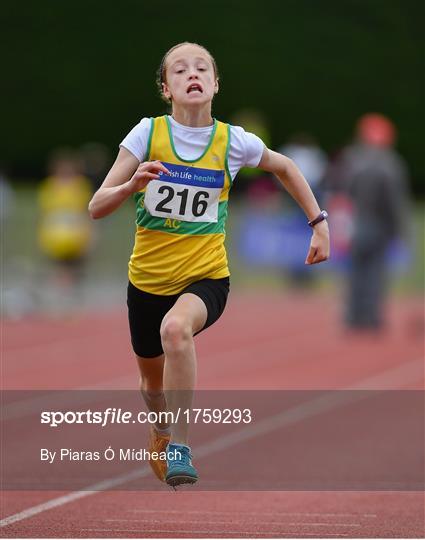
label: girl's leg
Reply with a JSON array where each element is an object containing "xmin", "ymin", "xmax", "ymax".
[
  {"xmin": 135, "ymin": 353, "xmax": 169, "ymax": 430},
  {"xmin": 160, "ymin": 292, "xmax": 207, "ymax": 445},
  {"xmin": 136, "ymin": 353, "xmax": 170, "ymax": 481}
]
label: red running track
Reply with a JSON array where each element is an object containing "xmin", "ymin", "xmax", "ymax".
[{"xmin": 1, "ymin": 291, "xmax": 424, "ymax": 537}]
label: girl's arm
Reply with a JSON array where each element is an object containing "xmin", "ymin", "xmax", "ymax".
[
  {"xmin": 258, "ymin": 147, "xmax": 330, "ymax": 265},
  {"xmin": 88, "ymin": 148, "xmax": 170, "ymax": 219}
]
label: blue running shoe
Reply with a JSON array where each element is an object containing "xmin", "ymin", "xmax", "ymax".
[{"xmin": 166, "ymin": 443, "xmax": 198, "ymax": 486}]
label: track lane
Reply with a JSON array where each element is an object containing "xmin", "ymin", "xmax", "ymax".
[{"xmin": 2, "ymin": 293, "xmax": 424, "ymax": 537}]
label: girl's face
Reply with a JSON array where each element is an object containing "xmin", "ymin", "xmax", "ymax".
[{"xmin": 162, "ymin": 44, "xmax": 218, "ymax": 108}]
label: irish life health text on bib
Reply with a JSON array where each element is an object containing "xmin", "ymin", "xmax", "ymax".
[{"xmin": 144, "ymin": 162, "xmax": 225, "ymax": 223}]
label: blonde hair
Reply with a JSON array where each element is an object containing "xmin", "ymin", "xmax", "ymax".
[{"xmin": 156, "ymin": 42, "xmax": 219, "ymax": 103}]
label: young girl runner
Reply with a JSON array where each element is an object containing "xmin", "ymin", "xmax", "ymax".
[{"xmin": 88, "ymin": 42, "xmax": 330, "ymax": 487}]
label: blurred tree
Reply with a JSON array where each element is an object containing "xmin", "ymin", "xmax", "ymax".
[{"xmin": 2, "ymin": 0, "xmax": 423, "ymax": 194}]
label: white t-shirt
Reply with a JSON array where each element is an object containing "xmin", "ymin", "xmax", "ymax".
[{"xmin": 120, "ymin": 115, "xmax": 265, "ymax": 181}]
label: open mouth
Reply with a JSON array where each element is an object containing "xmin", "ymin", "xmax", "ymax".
[{"xmin": 187, "ymin": 84, "xmax": 203, "ymax": 94}]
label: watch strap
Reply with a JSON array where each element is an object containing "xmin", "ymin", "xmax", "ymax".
[{"xmin": 308, "ymin": 210, "xmax": 328, "ymax": 227}]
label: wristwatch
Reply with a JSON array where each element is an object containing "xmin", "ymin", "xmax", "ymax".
[{"xmin": 308, "ymin": 210, "xmax": 328, "ymax": 227}]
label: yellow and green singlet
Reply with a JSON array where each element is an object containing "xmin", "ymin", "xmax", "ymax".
[{"xmin": 128, "ymin": 115, "xmax": 232, "ymax": 295}]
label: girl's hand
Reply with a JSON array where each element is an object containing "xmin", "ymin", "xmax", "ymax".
[
  {"xmin": 305, "ymin": 220, "xmax": 330, "ymax": 265},
  {"xmin": 125, "ymin": 161, "xmax": 171, "ymax": 194}
]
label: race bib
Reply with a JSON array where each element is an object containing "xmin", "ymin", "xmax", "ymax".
[{"xmin": 144, "ymin": 162, "xmax": 224, "ymax": 223}]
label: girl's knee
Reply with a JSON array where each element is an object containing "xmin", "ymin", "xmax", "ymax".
[{"xmin": 160, "ymin": 315, "xmax": 191, "ymax": 353}]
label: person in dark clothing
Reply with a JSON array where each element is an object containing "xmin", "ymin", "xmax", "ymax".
[{"xmin": 334, "ymin": 114, "xmax": 410, "ymax": 330}]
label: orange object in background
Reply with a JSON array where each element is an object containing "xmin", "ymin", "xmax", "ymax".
[{"xmin": 356, "ymin": 113, "xmax": 396, "ymax": 147}]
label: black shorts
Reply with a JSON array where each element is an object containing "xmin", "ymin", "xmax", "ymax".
[{"xmin": 127, "ymin": 277, "xmax": 230, "ymax": 358}]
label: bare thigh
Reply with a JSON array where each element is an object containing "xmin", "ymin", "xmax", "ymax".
[
  {"xmin": 136, "ymin": 293, "xmax": 207, "ymax": 387},
  {"xmin": 161, "ymin": 292, "xmax": 208, "ymax": 337}
]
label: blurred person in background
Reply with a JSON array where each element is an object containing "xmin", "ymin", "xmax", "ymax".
[
  {"xmin": 79, "ymin": 141, "xmax": 111, "ymax": 190},
  {"xmin": 278, "ymin": 133, "xmax": 328, "ymax": 205},
  {"xmin": 277, "ymin": 133, "xmax": 328, "ymax": 286},
  {"xmin": 330, "ymin": 113, "xmax": 411, "ymax": 331},
  {"xmin": 37, "ymin": 148, "xmax": 94, "ymax": 310}
]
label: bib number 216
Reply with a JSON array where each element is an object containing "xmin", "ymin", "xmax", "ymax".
[{"xmin": 155, "ymin": 186, "xmax": 209, "ymax": 218}]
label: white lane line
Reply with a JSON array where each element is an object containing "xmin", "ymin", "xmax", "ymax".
[
  {"xmin": 80, "ymin": 529, "xmax": 349, "ymax": 537},
  {"xmin": 193, "ymin": 361, "xmax": 422, "ymax": 462},
  {"xmin": 105, "ymin": 519, "xmax": 361, "ymax": 527},
  {"xmin": 347, "ymin": 358, "xmax": 424, "ymax": 390},
  {"xmin": 0, "ymin": 468, "xmax": 151, "ymax": 528},
  {"xmin": 130, "ymin": 509, "xmax": 377, "ymax": 518},
  {"xmin": 1, "ymin": 358, "xmax": 421, "ymax": 528}
]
